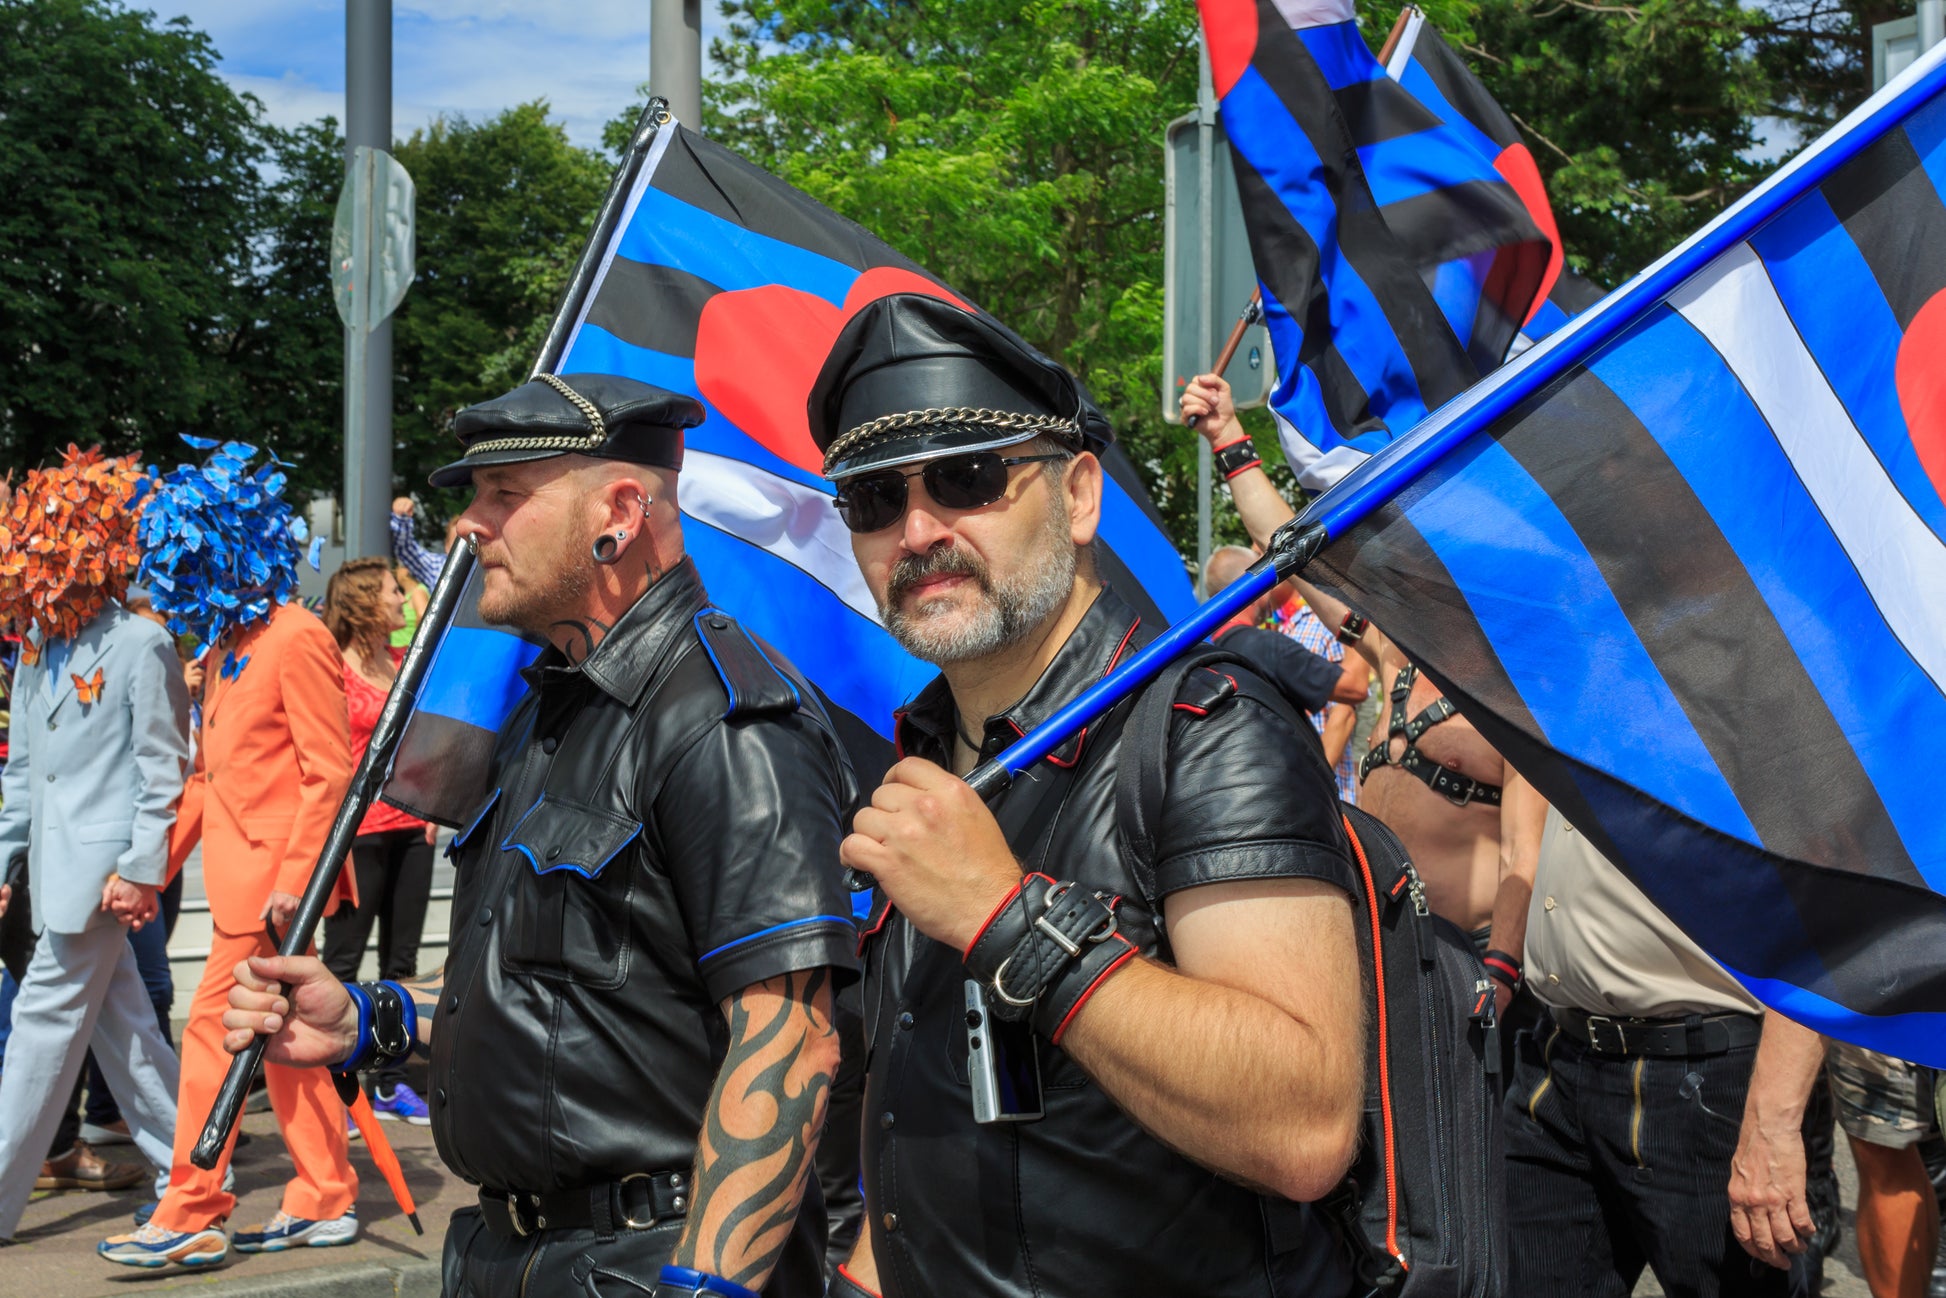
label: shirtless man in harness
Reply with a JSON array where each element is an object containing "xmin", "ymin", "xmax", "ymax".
[{"xmin": 1180, "ymin": 375, "xmax": 1544, "ymax": 997}]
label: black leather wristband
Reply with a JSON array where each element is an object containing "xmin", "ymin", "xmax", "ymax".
[
  {"xmin": 354, "ymin": 979, "xmax": 416, "ymax": 1073},
  {"xmin": 963, "ymin": 875, "xmax": 1141, "ymax": 1041},
  {"xmin": 1481, "ymin": 948, "xmax": 1523, "ymax": 992},
  {"xmin": 1212, "ymin": 437, "xmax": 1261, "ymax": 480}
]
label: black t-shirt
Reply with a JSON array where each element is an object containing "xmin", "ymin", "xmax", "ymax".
[
  {"xmin": 858, "ymin": 585, "xmax": 1355, "ymax": 1298},
  {"xmin": 1213, "ymin": 622, "xmax": 1343, "ymax": 719}
]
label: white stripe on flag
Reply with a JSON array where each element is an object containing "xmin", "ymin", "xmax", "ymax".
[
  {"xmin": 1272, "ymin": 0, "xmax": 1356, "ymax": 30},
  {"xmin": 1669, "ymin": 241, "xmax": 1946, "ymax": 687},
  {"xmin": 1384, "ymin": 7, "xmax": 1426, "ymax": 80},
  {"xmin": 678, "ymin": 450, "xmax": 883, "ymax": 624},
  {"xmin": 1273, "ymin": 407, "xmax": 1370, "ymax": 492}
]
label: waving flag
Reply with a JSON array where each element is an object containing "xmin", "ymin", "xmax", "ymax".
[
  {"xmin": 1198, "ymin": 0, "xmax": 1548, "ymax": 490},
  {"xmin": 1299, "ymin": 46, "xmax": 1946, "ymax": 1062},
  {"xmin": 382, "ymin": 116, "xmax": 1195, "ymax": 824}
]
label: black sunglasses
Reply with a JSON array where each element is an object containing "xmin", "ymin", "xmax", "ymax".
[{"xmin": 833, "ymin": 451, "xmax": 1066, "ymax": 534}]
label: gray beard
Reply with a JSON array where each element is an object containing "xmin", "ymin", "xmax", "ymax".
[
  {"xmin": 477, "ymin": 549, "xmax": 590, "ymax": 638},
  {"xmin": 880, "ymin": 509, "xmax": 1078, "ymax": 666}
]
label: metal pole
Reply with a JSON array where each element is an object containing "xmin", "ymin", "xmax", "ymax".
[
  {"xmin": 1194, "ymin": 39, "xmax": 1216, "ymax": 593},
  {"xmin": 1923, "ymin": 0, "xmax": 1944, "ymax": 54},
  {"xmin": 345, "ymin": 0, "xmax": 393, "ymax": 560},
  {"xmin": 651, "ymin": 0, "xmax": 703, "ymax": 127}
]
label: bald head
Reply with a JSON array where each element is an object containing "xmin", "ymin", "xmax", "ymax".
[{"xmin": 1204, "ymin": 545, "xmax": 1258, "ymax": 594}]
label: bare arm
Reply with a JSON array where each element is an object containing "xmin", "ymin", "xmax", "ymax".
[
  {"xmin": 837, "ymin": 1232, "xmax": 881, "ymax": 1296},
  {"xmin": 1729, "ymin": 1013, "xmax": 1824, "ymax": 1269},
  {"xmin": 1057, "ymin": 878, "xmax": 1363, "ymax": 1202},
  {"xmin": 1330, "ymin": 654, "xmax": 1371, "ymax": 705},
  {"xmin": 1488, "ymin": 770, "xmax": 1547, "ymax": 1013},
  {"xmin": 1318, "ymin": 702, "xmax": 1357, "ymax": 769},
  {"xmin": 671, "ymin": 968, "xmax": 841, "ymax": 1291}
]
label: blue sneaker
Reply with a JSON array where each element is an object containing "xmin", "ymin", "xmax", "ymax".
[
  {"xmin": 370, "ymin": 1082, "xmax": 430, "ymax": 1126},
  {"xmin": 233, "ymin": 1209, "xmax": 358, "ymax": 1253},
  {"xmin": 99, "ymin": 1222, "xmax": 229, "ymax": 1268}
]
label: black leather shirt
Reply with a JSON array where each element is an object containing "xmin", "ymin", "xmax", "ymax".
[
  {"xmin": 428, "ymin": 559, "xmax": 858, "ymax": 1295},
  {"xmin": 858, "ymin": 586, "xmax": 1357, "ymax": 1298}
]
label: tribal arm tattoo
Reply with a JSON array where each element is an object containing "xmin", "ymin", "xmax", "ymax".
[
  {"xmin": 671, "ymin": 967, "xmax": 840, "ymax": 1290},
  {"xmin": 547, "ymin": 616, "xmax": 612, "ymax": 665},
  {"xmin": 396, "ymin": 966, "xmax": 443, "ymax": 1052}
]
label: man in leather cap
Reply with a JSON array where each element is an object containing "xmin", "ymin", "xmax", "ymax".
[
  {"xmin": 217, "ymin": 374, "xmax": 859, "ymax": 1298},
  {"xmin": 809, "ymin": 295, "xmax": 1364, "ymax": 1298}
]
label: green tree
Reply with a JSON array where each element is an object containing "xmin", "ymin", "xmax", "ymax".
[
  {"xmin": 389, "ymin": 103, "xmax": 611, "ymax": 516},
  {"xmin": 697, "ymin": 0, "xmax": 1220, "ymax": 545},
  {"xmin": 0, "ymin": 0, "xmax": 267, "ymax": 470}
]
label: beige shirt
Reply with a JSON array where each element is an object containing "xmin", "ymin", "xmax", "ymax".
[{"xmin": 1525, "ymin": 807, "xmax": 1762, "ymax": 1019}]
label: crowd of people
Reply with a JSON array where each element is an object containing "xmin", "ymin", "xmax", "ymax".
[{"xmin": 0, "ymin": 295, "xmax": 1938, "ymax": 1298}]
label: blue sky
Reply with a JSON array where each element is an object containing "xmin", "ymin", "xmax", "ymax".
[{"xmin": 155, "ymin": 1, "xmax": 717, "ymax": 150}]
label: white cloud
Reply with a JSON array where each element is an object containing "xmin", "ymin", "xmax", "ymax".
[{"xmin": 159, "ymin": 1, "xmax": 729, "ymax": 150}]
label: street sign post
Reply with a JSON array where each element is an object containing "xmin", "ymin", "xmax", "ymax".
[
  {"xmin": 1162, "ymin": 115, "xmax": 1274, "ymax": 426},
  {"xmin": 332, "ymin": 143, "xmax": 414, "ymax": 559}
]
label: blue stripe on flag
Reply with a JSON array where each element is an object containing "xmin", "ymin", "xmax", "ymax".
[
  {"xmin": 1260, "ymin": 284, "xmax": 1402, "ymax": 456},
  {"xmin": 1358, "ymin": 129, "xmax": 1501, "ymax": 211},
  {"xmin": 1729, "ymin": 968, "xmax": 1946, "ymax": 1067},
  {"xmin": 1224, "ymin": 65, "xmax": 1433, "ymax": 435},
  {"xmin": 1393, "ymin": 58, "xmax": 1502, "ymax": 162},
  {"xmin": 1098, "ymin": 483, "xmax": 1196, "ymax": 621},
  {"xmin": 1428, "ymin": 251, "xmax": 1493, "ymax": 351},
  {"xmin": 1903, "ymin": 88, "xmax": 1946, "ymax": 203},
  {"xmin": 1295, "ymin": 22, "xmax": 1384, "ymax": 91},
  {"xmin": 1402, "ymin": 436, "xmax": 1759, "ymax": 840},
  {"xmin": 416, "ymin": 625, "xmax": 541, "ymax": 731},
  {"xmin": 562, "ymin": 325, "xmax": 834, "ymax": 493},
  {"xmin": 617, "ymin": 186, "xmax": 860, "ymax": 306},
  {"xmin": 1751, "ymin": 193, "xmax": 1946, "ymax": 543},
  {"xmin": 1589, "ymin": 306, "xmax": 1946, "ymax": 884},
  {"xmin": 1522, "ymin": 296, "xmax": 1573, "ymax": 343},
  {"xmin": 681, "ymin": 514, "xmax": 936, "ymax": 735}
]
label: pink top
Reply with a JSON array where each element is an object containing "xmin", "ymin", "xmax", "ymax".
[{"xmin": 344, "ymin": 651, "xmax": 427, "ymax": 837}]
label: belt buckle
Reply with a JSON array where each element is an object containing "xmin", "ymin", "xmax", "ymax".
[
  {"xmin": 1584, "ymin": 1014, "xmax": 1627, "ymax": 1054},
  {"xmin": 1442, "ymin": 772, "xmax": 1476, "ymax": 807},
  {"xmin": 618, "ymin": 1172, "xmax": 663, "ymax": 1230},
  {"xmin": 505, "ymin": 1191, "xmax": 533, "ymax": 1238}
]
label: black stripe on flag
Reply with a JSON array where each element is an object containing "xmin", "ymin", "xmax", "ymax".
[
  {"xmin": 1550, "ymin": 268, "xmax": 1607, "ymax": 314},
  {"xmin": 1333, "ymin": 77, "xmax": 1443, "ymax": 149},
  {"xmin": 1407, "ymin": 21, "xmax": 1520, "ymax": 152},
  {"xmin": 1245, "ymin": 9, "xmax": 1478, "ymax": 408},
  {"xmin": 1380, "ymin": 179, "xmax": 1543, "ymax": 270},
  {"xmin": 1824, "ymin": 125, "xmax": 1946, "ymax": 329},
  {"xmin": 652, "ymin": 127, "xmax": 934, "ymax": 278},
  {"xmin": 585, "ymin": 259, "xmax": 722, "ymax": 358},
  {"xmin": 1490, "ymin": 357, "xmax": 1923, "ymax": 885},
  {"xmin": 381, "ymin": 709, "xmax": 504, "ymax": 827}
]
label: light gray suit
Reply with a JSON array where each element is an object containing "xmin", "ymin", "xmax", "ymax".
[{"xmin": 0, "ymin": 603, "xmax": 191, "ymax": 1237}]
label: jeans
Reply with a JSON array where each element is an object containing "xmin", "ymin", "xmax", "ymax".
[{"xmin": 1506, "ymin": 1016, "xmax": 1822, "ymax": 1298}]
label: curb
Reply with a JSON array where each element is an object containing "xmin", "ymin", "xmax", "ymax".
[{"xmin": 144, "ymin": 1258, "xmax": 442, "ymax": 1298}]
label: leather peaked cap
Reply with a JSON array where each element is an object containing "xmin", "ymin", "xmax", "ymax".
[
  {"xmin": 807, "ymin": 294, "xmax": 1111, "ymax": 480},
  {"xmin": 429, "ymin": 373, "xmax": 704, "ymax": 488}
]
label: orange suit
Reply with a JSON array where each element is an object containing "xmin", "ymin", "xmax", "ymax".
[{"xmin": 154, "ymin": 600, "xmax": 359, "ymax": 1232}]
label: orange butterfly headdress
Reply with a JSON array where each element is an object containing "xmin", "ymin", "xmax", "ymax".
[{"xmin": 0, "ymin": 445, "xmax": 148, "ymax": 642}]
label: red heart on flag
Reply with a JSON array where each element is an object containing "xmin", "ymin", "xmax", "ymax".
[
  {"xmin": 693, "ymin": 267, "xmax": 971, "ymax": 475},
  {"xmin": 1897, "ymin": 288, "xmax": 1946, "ymax": 511}
]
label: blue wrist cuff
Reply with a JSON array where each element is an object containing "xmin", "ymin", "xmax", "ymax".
[
  {"xmin": 336, "ymin": 982, "xmax": 375, "ymax": 1072},
  {"xmin": 379, "ymin": 979, "xmax": 418, "ymax": 1053},
  {"xmin": 658, "ymin": 1266, "xmax": 760, "ymax": 1298}
]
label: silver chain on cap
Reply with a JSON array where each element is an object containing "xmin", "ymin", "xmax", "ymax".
[
  {"xmin": 821, "ymin": 406, "xmax": 1080, "ymax": 476},
  {"xmin": 462, "ymin": 373, "xmax": 610, "ymax": 458}
]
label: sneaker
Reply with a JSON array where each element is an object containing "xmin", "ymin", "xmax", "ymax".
[
  {"xmin": 232, "ymin": 1209, "xmax": 358, "ymax": 1253},
  {"xmin": 99, "ymin": 1222, "xmax": 229, "ymax": 1268},
  {"xmin": 38, "ymin": 1141, "xmax": 147, "ymax": 1191},
  {"xmin": 369, "ymin": 1082, "xmax": 430, "ymax": 1126},
  {"xmin": 80, "ymin": 1118, "xmax": 133, "ymax": 1146}
]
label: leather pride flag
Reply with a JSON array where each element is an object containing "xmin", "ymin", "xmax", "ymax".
[
  {"xmin": 1199, "ymin": 0, "xmax": 1548, "ymax": 490},
  {"xmin": 381, "ymin": 120, "xmax": 1195, "ymax": 825},
  {"xmin": 1299, "ymin": 51, "xmax": 1946, "ymax": 1062}
]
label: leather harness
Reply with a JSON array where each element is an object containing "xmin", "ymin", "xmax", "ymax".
[{"xmin": 1357, "ymin": 663, "xmax": 1503, "ymax": 807}]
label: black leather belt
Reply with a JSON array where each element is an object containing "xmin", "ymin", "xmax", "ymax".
[
  {"xmin": 1551, "ymin": 1006, "xmax": 1763, "ymax": 1058},
  {"xmin": 480, "ymin": 1171, "xmax": 688, "ymax": 1239}
]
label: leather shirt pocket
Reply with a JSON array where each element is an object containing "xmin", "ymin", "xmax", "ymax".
[{"xmin": 498, "ymin": 795, "xmax": 643, "ymax": 987}]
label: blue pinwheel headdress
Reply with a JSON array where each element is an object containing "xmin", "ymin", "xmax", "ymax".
[{"xmin": 134, "ymin": 436, "xmax": 324, "ymax": 648}]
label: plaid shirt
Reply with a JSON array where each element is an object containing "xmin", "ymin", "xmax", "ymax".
[
  {"xmin": 1273, "ymin": 599, "xmax": 1358, "ymax": 803},
  {"xmin": 390, "ymin": 510, "xmax": 444, "ymax": 589}
]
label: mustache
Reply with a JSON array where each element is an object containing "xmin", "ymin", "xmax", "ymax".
[{"xmin": 885, "ymin": 544, "xmax": 991, "ymax": 605}]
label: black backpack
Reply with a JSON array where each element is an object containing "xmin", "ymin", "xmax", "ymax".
[{"xmin": 1114, "ymin": 647, "xmax": 1505, "ymax": 1297}]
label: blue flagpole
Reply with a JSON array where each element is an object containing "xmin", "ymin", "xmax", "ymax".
[{"xmin": 958, "ymin": 42, "xmax": 1946, "ymax": 803}]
